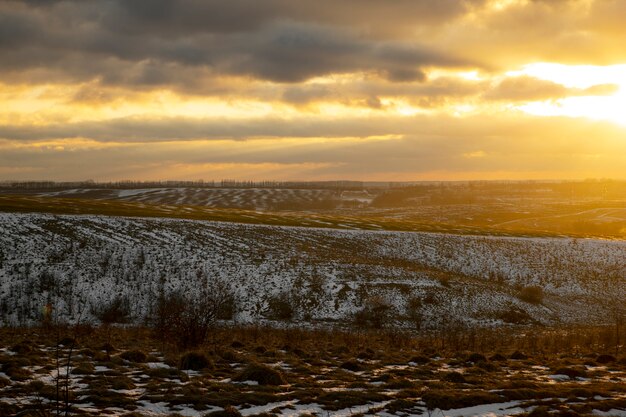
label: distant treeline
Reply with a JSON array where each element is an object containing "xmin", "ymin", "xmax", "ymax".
[
  {"xmin": 0, "ymin": 179, "xmax": 368, "ymax": 191},
  {"xmin": 1, "ymin": 179, "xmax": 624, "ymax": 198}
]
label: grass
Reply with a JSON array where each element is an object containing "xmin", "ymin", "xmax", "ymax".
[
  {"xmin": 0, "ymin": 324, "xmax": 624, "ymax": 416},
  {"xmin": 235, "ymin": 363, "xmax": 286, "ymax": 385},
  {"xmin": 180, "ymin": 351, "xmax": 213, "ymax": 371}
]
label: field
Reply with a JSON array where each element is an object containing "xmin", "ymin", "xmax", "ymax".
[
  {"xmin": 1, "ymin": 325, "xmax": 625, "ymax": 417},
  {"xmin": 1, "ymin": 181, "xmax": 625, "ymax": 239},
  {"xmin": 0, "ymin": 212, "xmax": 624, "ymax": 328},
  {"xmin": 0, "ymin": 182, "xmax": 624, "ymax": 416}
]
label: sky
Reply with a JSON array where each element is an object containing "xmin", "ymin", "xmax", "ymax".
[{"xmin": 1, "ymin": 0, "xmax": 626, "ymax": 182}]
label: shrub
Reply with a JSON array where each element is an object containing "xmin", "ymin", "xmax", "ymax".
[
  {"xmin": 151, "ymin": 276, "xmax": 235, "ymax": 349},
  {"xmin": 386, "ymin": 378, "xmax": 416, "ymax": 389},
  {"xmin": 265, "ymin": 294, "xmax": 294, "ymax": 320},
  {"xmin": 205, "ymin": 406, "xmax": 242, "ymax": 417},
  {"xmin": 477, "ymin": 361, "xmax": 498, "ymax": 372},
  {"xmin": 518, "ymin": 286, "xmax": 544, "ymax": 304},
  {"xmin": 596, "ymin": 354, "xmax": 616, "ymax": 364},
  {"xmin": 111, "ymin": 376, "xmax": 136, "ymax": 390},
  {"xmin": 527, "ymin": 406, "xmax": 551, "ymax": 417},
  {"xmin": 409, "ymin": 355, "xmax": 430, "ymax": 364},
  {"xmin": 357, "ymin": 350, "xmax": 374, "ymax": 360},
  {"xmin": 216, "ymin": 293, "xmax": 237, "ymax": 320},
  {"xmin": 498, "ymin": 306, "xmax": 534, "ymax": 324},
  {"xmin": 443, "ymin": 371, "xmax": 466, "ymax": 383},
  {"xmin": 553, "ymin": 367, "xmax": 587, "ymax": 379},
  {"xmin": 467, "ymin": 353, "xmax": 487, "ymax": 363},
  {"xmin": 10, "ymin": 342, "xmax": 32, "ymax": 355},
  {"xmin": 100, "ymin": 342, "xmax": 116, "ymax": 353},
  {"xmin": 2, "ymin": 360, "xmax": 32, "ymax": 381},
  {"xmin": 217, "ymin": 348, "xmax": 241, "ymax": 362},
  {"xmin": 406, "ymin": 297, "xmax": 423, "ymax": 329},
  {"xmin": 38, "ymin": 270, "xmax": 58, "ymax": 292},
  {"xmin": 422, "ymin": 390, "xmax": 502, "ymax": 410},
  {"xmin": 354, "ymin": 296, "xmax": 394, "ymax": 329},
  {"xmin": 490, "ymin": 353, "xmax": 507, "ymax": 361},
  {"xmin": 236, "ymin": 363, "xmax": 286, "ymax": 385},
  {"xmin": 58, "ymin": 337, "xmax": 77, "ymax": 347},
  {"xmin": 71, "ymin": 363, "xmax": 95, "ymax": 375},
  {"xmin": 80, "ymin": 348, "xmax": 95, "ymax": 357},
  {"xmin": 91, "ymin": 296, "xmax": 132, "ymax": 325},
  {"xmin": 120, "ymin": 350, "xmax": 147, "ymax": 363},
  {"xmin": 510, "ymin": 351, "xmax": 529, "ymax": 360},
  {"xmin": 339, "ymin": 360, "xmax": 363, "ymax": 372},
  {"xmin": 180, "ymin": 352, "xmax": 212, "ymax": 371}
]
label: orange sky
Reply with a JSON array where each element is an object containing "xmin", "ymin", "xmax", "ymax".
[{"xmin": 1, "ymin": 0, "xmax": 625, "ymax": 181}]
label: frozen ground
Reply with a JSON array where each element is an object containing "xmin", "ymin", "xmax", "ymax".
[
  {"xmin": 0, "ymin": 212, "xmax": 623, "ymax": 327},
  {"xmin": 1, "ymin": 327, "xmax": 625, "ymax": 417}
]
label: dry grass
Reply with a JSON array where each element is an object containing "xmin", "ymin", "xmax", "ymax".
[{"xmin": 0, "ymin": 324, "xmax": 624, "ymax": 416}]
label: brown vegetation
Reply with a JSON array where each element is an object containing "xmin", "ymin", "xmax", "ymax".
[{"xmin": 0, "ymin": 323, "xmax": 624, "ymax": 416}]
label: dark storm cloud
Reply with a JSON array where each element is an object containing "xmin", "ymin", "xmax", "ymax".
[
  {"xmin": 107, "ymin": 0, "xmax": 484, "ymax": 36},
  {"xmin": 0, "ymin": 0, "xmax": 479, "ymax": 84},
  {"xmin": 3, "ymin": 0, "xmax": 626, "ymax": 88},
  {"xmin": 0, "ymin": 7, "xmax": 43, "ymax": 48},
  {"xmin": 223, "ymin": 24, "xmax": 468, "ymax": 82}
]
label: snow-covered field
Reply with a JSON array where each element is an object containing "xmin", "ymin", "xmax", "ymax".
[{"xmin": 0, "ymin": 212, "xmax": 623, "ymax": 327}]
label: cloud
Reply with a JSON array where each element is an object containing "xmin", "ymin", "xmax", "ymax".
[
  {"xmin": 0, "ymin": 110, "xmax": 624, "ymax": 145},
  {"xmin": 1, "ymin": 113, "xmax": 625, "ymax": 181},
  {"xmin": 0, "ymin": 1, "xmax": 477, "ymax": 86},
  {"xmin": 484, "ymin": 76, "xmax": 618, "ymax": 102},
  {"xmin": 3, "ymin": 0, "xmax": 626, "ymax": 88},
  {"xmin": 107, "ymin": 0, "xmax": 485, "ymax": 36},
  {"xmin": 434, "ymin": 0, "xmax": 626, "ymax": 69},
  {"xmin": 2, "ymin": 0, "xmax": 626, "ymax": 181}
]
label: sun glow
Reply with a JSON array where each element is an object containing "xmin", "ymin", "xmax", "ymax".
[{"xmin": 513, "ymin": 63, "xmax": 626, "ymax": 126}]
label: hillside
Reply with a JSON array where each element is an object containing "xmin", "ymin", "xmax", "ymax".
[
  {"xmin": 2, "ymin": 181, "xmax": 626, "ymax": 239},
  {"xmin": 0, "ymin": 213, "xmax": 623, "ymax": 328}
]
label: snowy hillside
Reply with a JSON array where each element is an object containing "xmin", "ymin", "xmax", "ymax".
[{"xmin": 0, "ymin": 213, "xmax": 623, "ymax": 327}]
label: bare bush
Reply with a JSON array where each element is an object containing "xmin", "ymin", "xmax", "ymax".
[
  {"xmin": 498, "ymin": 305, "xmax": 534, "ymax": 324},
  {"xmin": 264, "ymin": 293, "xmax": 294, "ymax": 320},
  {"xmin": 354, "ymin": 296, "xmax": 394, "ymax": 329},
  {"xmin": 91, "ymin": 296, "xmax": 131, "ymax": 325},
  {"xmin": 517, "ymin": 285, "xmax": 544, "ymax": 304},
  {"xmin": 406, "ymin": 296, "xmax": 423, "ymax": 329},
  {"xmin": 151, "ymin": 275, "xmax": 235, "ymax": 349}
]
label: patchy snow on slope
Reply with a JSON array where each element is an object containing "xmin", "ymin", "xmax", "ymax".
[{"xmin": 0, "ymin": 213, "xmax": 623, "ymax": 327}]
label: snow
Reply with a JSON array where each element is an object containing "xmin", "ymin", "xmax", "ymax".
[
  {"xmin": 146, "ymin": 362, "xmax": 171, "ymax": 369},
  {"xmin": 548, "ymin": 374, "xmax": 572, "ymax": 382},
  {"xmin": 135, "ymin": 400, "xmax": 209, "ymax": 416},
  {"xmin": 0, "ymin": 212, "xmax": 623, "ymax": 327},
  {"xmin": 593, "ymin": 410, "xmax": 626, "ymax": 417},
  {"xmin": 436, "ymin": 400, "xmax": 526, "ymax": 417},
  {"xmin": 117, "ymin": 189, "xmax": 164, "ymax": 198}
]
